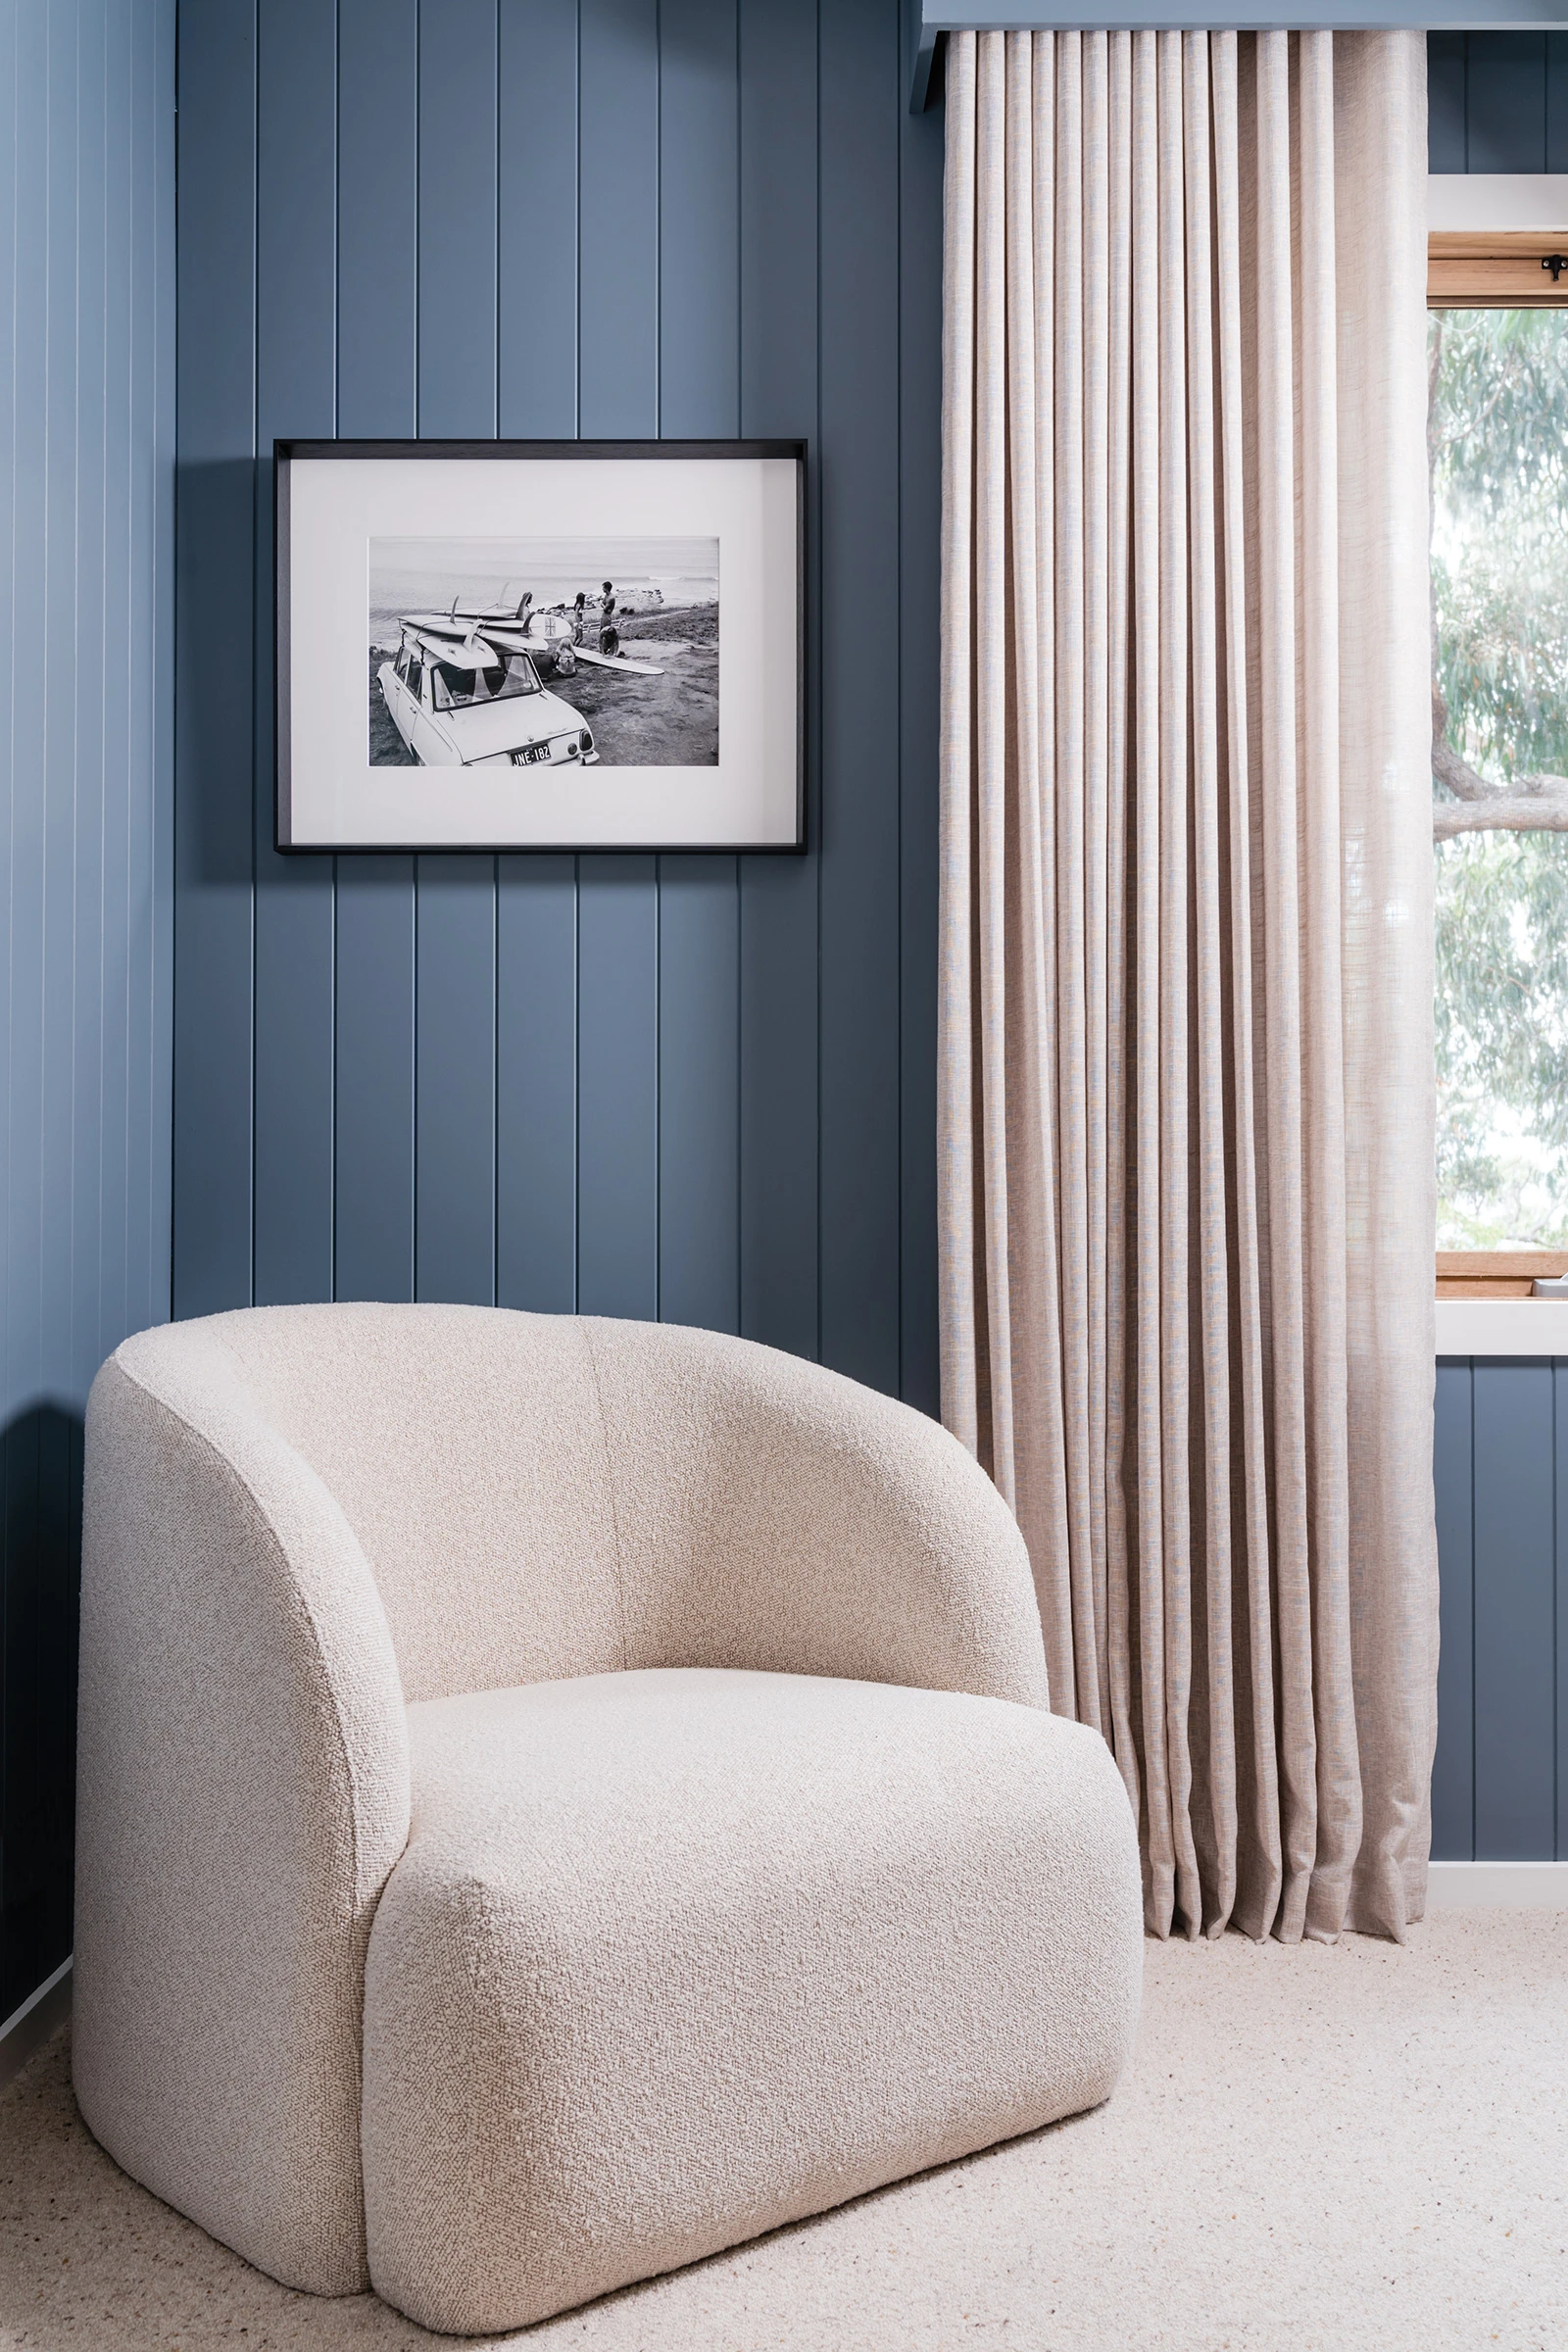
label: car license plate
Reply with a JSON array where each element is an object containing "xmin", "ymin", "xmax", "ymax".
[{"xmin": 510, "ymin": 744, "xmax": 550, "ymax": 766}]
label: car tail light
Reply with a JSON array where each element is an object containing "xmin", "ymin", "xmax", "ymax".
[{"xmin": 580, "ymin": 730, "xmax": 593, "ymax": 754}]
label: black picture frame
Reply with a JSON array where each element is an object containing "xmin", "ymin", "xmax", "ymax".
[{"xmin": 274, "ymin": 438, "xmax": 807, "ymax": 855}]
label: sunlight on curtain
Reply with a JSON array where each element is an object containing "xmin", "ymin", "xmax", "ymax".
[{"xmin": 939, "ymin": 28, "xmax": 1436, "ymax": 1941}]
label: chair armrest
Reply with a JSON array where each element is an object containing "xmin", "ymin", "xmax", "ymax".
[
  {"xmin": 586, "ymin": 1322, "xmax": 1051, "ymax": 1708},
  {"xmin": 73, "ymin": 1329, "xmax": 411, "ymax": 2295}
]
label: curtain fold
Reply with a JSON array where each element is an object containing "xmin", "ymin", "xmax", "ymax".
[{"xmin": 939, "ymin": 26, "xmax": 1437, "ymax": 1942}]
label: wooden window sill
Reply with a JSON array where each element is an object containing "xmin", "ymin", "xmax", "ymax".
[{"xmin": 1436, "ymin": 1250, "xmax": 1568, "ymax": 1300}]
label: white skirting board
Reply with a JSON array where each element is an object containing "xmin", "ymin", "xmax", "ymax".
[
  {"xmin": 1427, "ymin": 1862, "xmax": 1568, "ymax": 1908},
  {"xmin": 0, "ymin": 1956, "xmax": 73, "ymax": 2091}
]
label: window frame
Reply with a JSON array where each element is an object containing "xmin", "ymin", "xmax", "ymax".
[
  {"xmin": 1429, "ymin": 231, "xmax": 1568, "ymax": 309},
  {"xmin": 1428, "ymin": 173, "xmax": 1568, "ymax": 308},
  {"xmin": 1428, "ymin": 177, "xmax": 1568, "ymax": 1285}
]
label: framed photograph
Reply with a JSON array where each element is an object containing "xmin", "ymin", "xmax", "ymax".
[{"xmin": 274, "ymin": 439, "xmax": 805, "ymax": 853}]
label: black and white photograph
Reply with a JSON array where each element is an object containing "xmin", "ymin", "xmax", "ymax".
[
  {"xmin": 368, "ymin": 537, "xmax": 720, "ymax": 772},
  {"xmin": 276, "ymin": 441, "xmax": 802, "ymax": 853}
]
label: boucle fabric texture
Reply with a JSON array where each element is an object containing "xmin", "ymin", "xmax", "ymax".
[
  {"xmin": 74, "ymin": 1329, "xmax": 411, "ymax": 2294},
  {"xmin": 73, "ymin": 1303, "xmax": 1139, "ymax": 2330},
  {"xmin": 203, "ymin": 1303, "xmax": 1051, "ymax": 1709},
  {"xmin": 362, "ymin": 1669, "xmax": 1142, "ymax": 2333}
]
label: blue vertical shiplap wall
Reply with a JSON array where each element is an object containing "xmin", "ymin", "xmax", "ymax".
[
  {"xmin": 1428, "ymin": 28, "xmax": 1568, "ymax": 172},
  {"xmin": 172, "ymin": 0, "xmax": 942, "ymax": 1412},
  {"xmin": 1430, "ymin": 34, "xmax": 1568, "ymax": 1865},
  {"xmin": 1431, "ymin": 1362, "xmax": 1568, "ymax": 1863},
  {"xmin": 11, "ymin": 11, "xmax": 1559, "ymax": 2033},
  {"xmin": 0, "ymin": 0, "xmax": 175, "ymax": 2023}
]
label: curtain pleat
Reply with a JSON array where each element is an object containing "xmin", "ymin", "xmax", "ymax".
[{"xmin": 939, "ymin": 27, "xmax": 1437, "ymax": 1942}]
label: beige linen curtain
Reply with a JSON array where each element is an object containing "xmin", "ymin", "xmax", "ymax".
[{"xmin": 939, "ymin": 27, "xmax": 1437, "ymax": 1942}]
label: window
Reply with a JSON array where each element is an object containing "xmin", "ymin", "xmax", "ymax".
[
  {"xmin": 1429, "ymin": 198, "xmax": 1568, "ymax": 1256},
  {"xmin": 430, "ymin": 649, "xmax": 543, "ymax": 712}
]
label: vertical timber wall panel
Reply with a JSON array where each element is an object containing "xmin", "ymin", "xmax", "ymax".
[
  {"xmin": 575, "ymin": 2, "xmax": 660, "ymax": 1320},
  {"xmin": 1557, "ymin": 1367, "xmax": 1568, "ymax": 1858},
  {"xmin": 174, "ymin": 2, "xmax": 255, "ymax": 1319},
  {"xmin": 253, "ymin": 0, "xmax": 336, "ymax": 1307},
  {"xmin": 657, "ymin": 0, "xmax": 741, "ymax": 1339},
  {"xmin": 1434, "ymin": 1353, "xmax": 1568, "ymax": 1861},
  {"xmin": 1466, "ymin": 33, "xmax": 1548, "ymax": 172},
  {"xmin": 819, "ymin": 0, "xmax": 902, "ymax": 1394},
  {"xmin": 898, "ymin": 0, "xmax": 942, "ymax": 1418},
  {"xmin": 334, "ymin": 0, "xmax": 417, "ymax": 1308},
  {"xmin": 1471, "ymin": 1363, "xmax": 1556, "ymax": 1861},
  {"xmin": 1, "ymin": 0, "xmax": 173, "ymax": 2022},
  {"xmin": 414, "ymin": 8, "xmax": 500, "ymax": 1309},
  {"xmin": 1430, "ymin": 1361, "xmax": 1473, "ymax": 1861},
  {"xmin": 172, "ymin": 0, "xmax": 944, "ymax": 1404},
  {"xmin": 738, "ymin": 0, "xmax": 820, "ymax": 1364},
  {"xmin": 495, "ymin": 5, "xmax": 579, "ymax": 1321}
]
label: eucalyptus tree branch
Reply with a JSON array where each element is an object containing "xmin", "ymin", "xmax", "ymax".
[
  {"xmin": 1430, "ymin": 678, "xmax": 1568, "ymax": 836},
  {"xmin": 1435, "ymin": 790, "xmax": 1568, "ymax": 839},
  {"xmin": 1433, "ymin": 732, "xmax": 1494, "ymax": 804},
  {"xmin": 1432, "ymin": 682, "xmax": 1498, "ymax": 802}
]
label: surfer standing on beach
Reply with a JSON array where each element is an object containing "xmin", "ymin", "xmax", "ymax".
[{"xmin": 598, "ymin": 579, "xmax": 618, "ymax": 658}]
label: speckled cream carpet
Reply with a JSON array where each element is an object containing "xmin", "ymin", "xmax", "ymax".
[{"xmin": 1, "ymin": 1911, "xmax": 1562, "ymax": 2352}]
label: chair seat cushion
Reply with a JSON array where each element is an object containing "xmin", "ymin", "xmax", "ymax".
[{"xmin": 360, "ymin": 1667, "xmax": 1142, "ymax": 2334}]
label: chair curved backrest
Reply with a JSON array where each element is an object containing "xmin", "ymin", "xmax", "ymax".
[{"xmin": 132, "ymin": 1301, "xmax": 1049, "ymax": 1709}]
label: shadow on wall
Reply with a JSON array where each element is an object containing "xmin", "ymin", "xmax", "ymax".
[
  {"xmin": 0, "ymin": 1405, "xmax": 83, "ymax": 2026},
  {"xmin": 177, "ymin": 459, "xmax": 260, "ymax": 889}
]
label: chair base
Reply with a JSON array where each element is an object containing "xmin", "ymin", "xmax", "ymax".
[{"xmin": 361, "ymin": 1668, "xmax": 1144, "ymax": 2334}]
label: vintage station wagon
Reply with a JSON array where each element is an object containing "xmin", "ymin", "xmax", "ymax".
[{"xmin": 377, "ymin": 624, "xmax": 599, "ymax": 769}]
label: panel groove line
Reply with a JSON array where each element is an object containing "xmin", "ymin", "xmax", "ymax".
[
  {"xmin": 656, "ymin": 0, "xmax": 740, "ymax": 1336},
  {"xmin": 336, "ymin": 0, "xmax": 417, "ymax": 1301},
  {"xmin": 413, "ymin": 1, "xmax": 499, "ymax": 1307},
  {"xmin": 575, "ymin": 0, "xmax": 660, "ymax": 1320},
  {"xmin": 253, "ymin": 0, "xmax": 336, "ymax": 1308},
  {"xmin": 738, "ymin": 0, "xmax": 820, "ymax": 1364},
  {"xmin": 819, "ymin": 0, "xmax": 901, "ymax": 1393},
  {"xmin": 497, "ymin": 0, "xmax": 579, "ymax": 1319}
]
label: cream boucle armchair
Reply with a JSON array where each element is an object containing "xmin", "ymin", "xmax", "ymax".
[{"xmin": 74, "ymin": 1303, "xmax": 1141, "ymax": 2335}]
